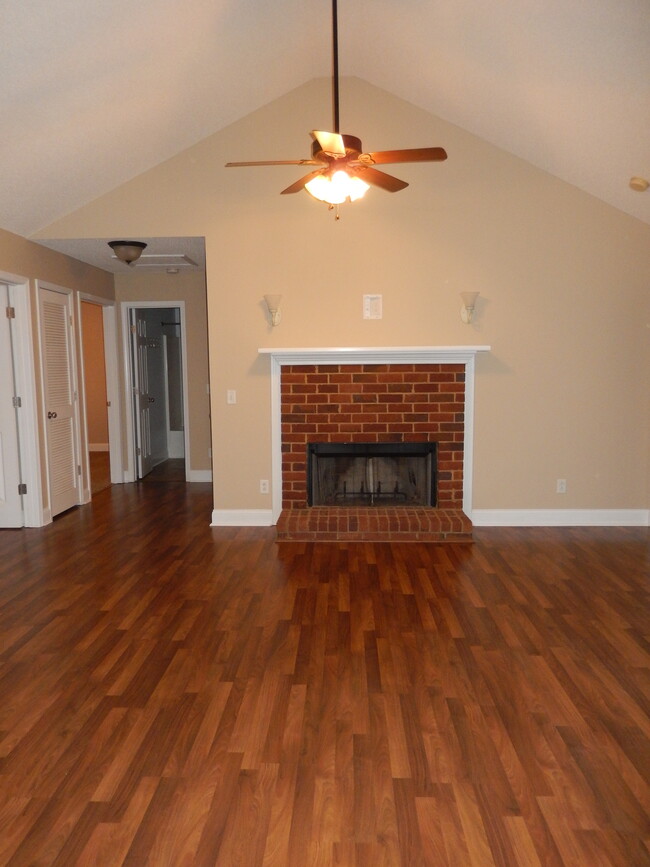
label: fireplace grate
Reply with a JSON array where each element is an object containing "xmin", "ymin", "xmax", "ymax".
[{"xmin": 307, "ymin": 442, "xmax": 437, "ymax": 508}]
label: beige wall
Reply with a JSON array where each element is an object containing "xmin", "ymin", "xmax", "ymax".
[
  {"xmin": 0, "ymin": 227, "xmax": 114, "ymax": 299},
  {"xmin": 36, "ymin": 78, "xmax": 650, "ymax": 513},
  {"xmin": 113, "ymin": 270, "xmax": 211, "ymax": 473}
]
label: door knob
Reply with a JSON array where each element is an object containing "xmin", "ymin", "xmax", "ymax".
[
  {"xmin": 47, "ymin": 411, "xmax": 58, "ymax": 419},
  {"xmin": 148, "ymin": 397, "xmax": 155, "ymax": 403}
]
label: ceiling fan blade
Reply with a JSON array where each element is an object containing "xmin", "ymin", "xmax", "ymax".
[
  {"xmin": 363, "ymin": 147, "xmax": 448, "ymax": 165},
  {"xmin": 311, "ymin": 130, "xmax": 346, "ymax": 157},
  {"xmin": 280, "ymin": 170, "xmax": 325, "ymax": 195},
  {"xmin": 354, "ymin": 166, "xmax": 409, "ymax": 193},
  {"xmin": 226, "ymin": 159, "xmax": 324, "ymax": 167}
]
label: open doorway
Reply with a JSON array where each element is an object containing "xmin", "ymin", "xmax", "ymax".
[
  {"xmin": 124, "ymin": 302, "xmax": 189, "ymax": 482},
  {"xmin": 81, "ymin": 301, "xmax": 111, "ymax": 494}
]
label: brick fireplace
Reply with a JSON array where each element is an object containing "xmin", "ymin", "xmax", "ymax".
[{"xmin": 259, "ymin": 347, "xmax": 489, "ymax": 542}]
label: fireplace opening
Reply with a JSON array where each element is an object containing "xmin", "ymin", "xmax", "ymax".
[{"xmin": 307, "ymin": 442, "xmax": 437, "ymax": 507}]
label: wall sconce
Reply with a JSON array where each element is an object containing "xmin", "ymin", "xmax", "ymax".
[
  {"xmin": 264, "ymin": 294, "xmax": 282, "ymax": 326},
  {"xmin": 460, "ymin": 291, "xmax": 480, "ymax": 324},
  {"xmin": 108, "ymin": 240, "xmax": 147, "ymax": 265}
]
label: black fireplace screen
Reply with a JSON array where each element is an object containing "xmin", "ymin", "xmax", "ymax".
[{"xmin": 307, "ymin": 442, "xmax": 437, "ymax": 507}]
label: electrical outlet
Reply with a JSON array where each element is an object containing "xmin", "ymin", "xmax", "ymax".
[
  {"xmin": 556, "ymin": 479, "xmax": 567, "ymax": 494},
  {"xmin": 227, "ymin": 389, "xmax": 236, "ymax": 404},
  {"xmin": 260, "ymin": 479, "xmax": 269, "ymax": 494}
]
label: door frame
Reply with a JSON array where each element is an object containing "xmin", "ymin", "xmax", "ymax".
[
  {"xmin": 36, "ymin": 281, "xmax": 83, "ymax": 518},
  {"xmin": 120, "ymin": 300, "xmax": 190, "ymax": 482},
  {"xmin": 78, "ymin": 293, "xmax": 123, "ymax": 489},
  {"xmin": 0, "ymin": 272, "xmax": 44, "ymax": 526}
]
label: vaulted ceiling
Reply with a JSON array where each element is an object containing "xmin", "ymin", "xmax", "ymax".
[{"xmin": 2, "ymin": 0, "xmax": 649, "ymax": 241}]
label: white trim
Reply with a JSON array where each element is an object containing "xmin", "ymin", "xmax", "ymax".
[
  {"xmin": 258, "ymin": 346, "xmax": 490, "ymax": 365},
  {"xmin": 260, "ymin": 346, "xmax": 491, "ymax": 523},
  {"xmin": 36, "ymin": 280, "xmax": 84, "ymax": 517},
  {"xmin": 188, "ymin": 469, "xmax": 212, "ymax": 482},
  {"xmin": 1, "ymin": 275, "xmax": 46, "ymax": 526},
  {"xmin": 120, "ymin": 301, "xmax": 192, "ymax": 482},
  {"xmin": 211, "ymin": 508, "xmax": 273, "ymax": 526},
  {"xmin": 472, "ymin": 509, "xmax": 650, "ymax": 527}
]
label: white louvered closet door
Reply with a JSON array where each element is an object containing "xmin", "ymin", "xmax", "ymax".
[{"xmin": 40, "ymin": 287, "xmax": 80, "ymax": 516}]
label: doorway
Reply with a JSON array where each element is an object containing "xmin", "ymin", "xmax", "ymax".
[
  {"xmin": 123, "ymin": 302, "xmax": 189, "ymax": 482},
  {"xmin": 80, "ymin": 301, "xmax": 111, "ymax": 495},
  {"xmin": 39, "ymin": 284, "xmax": 82, "ymax": 518}
]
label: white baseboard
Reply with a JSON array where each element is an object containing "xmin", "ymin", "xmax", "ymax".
[
  {"xmin": 471, "ymin": 509, "xmax": 649, "ymax": 527},
  {"xmin": 211, "ymin": 509, "xmax": 274, "ymax": 527},
  {"xmin": 28, "ymin": 506, "xmax": 53, "ymax": 527},
  {"xmin": 89, "ymin": 443, "xmax": 109, "ymax": 452},
  {"xmin": 187, "ymin": 469, "xmax": 212, "ymax": 483}
]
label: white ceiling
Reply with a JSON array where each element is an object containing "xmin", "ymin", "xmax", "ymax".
[{"xmin": 2, "ymin": 0, "xmax": 649, "ymax": 248}]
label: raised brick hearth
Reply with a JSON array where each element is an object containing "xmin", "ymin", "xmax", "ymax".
[
  {"xmin": 276, "ymin": 360, "xmax": 470, "ymax": 542},
  {"xmin": 276, "ymin": 506, "xmax": 473, "ymax": 542}
]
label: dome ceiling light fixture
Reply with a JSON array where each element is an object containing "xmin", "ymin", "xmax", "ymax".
[
  {"xmin": 108, "ymin": 240, "xmax": 147, "ymax": 265},
  {"xmin": 225, "ymin": 0, "xmax": 447, "ymax": 218}
]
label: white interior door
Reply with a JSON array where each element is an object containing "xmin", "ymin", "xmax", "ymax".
[
  {"xmin": 40, "ymin": 286, "xmax": 80, "ymax": 516},
  {"xmin": 130, "ymin": 308, "xmax": 154, "ymax": 478},
  {"xmin": 0, "ymin": 284, "xmax": 24, "ymax": 527}
]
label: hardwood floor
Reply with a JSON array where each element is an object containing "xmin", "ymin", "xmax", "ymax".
[
  {"xmin": 0, "ymin": 483, "xmax": 648, "ymax": 865},
  {"xmin": 89, "ymin": 451, "xmax": 111, "ymax": 495}
]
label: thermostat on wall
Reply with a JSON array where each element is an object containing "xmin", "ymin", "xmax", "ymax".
[{"xmin": 363, "ymin": 294, "xmax": 382, "ymax": 320}]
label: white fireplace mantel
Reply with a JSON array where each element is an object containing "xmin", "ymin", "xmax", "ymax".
[
  {"xmin": 258, "ymin": 345, "xmax": 490, "ymax": 366},
  {"xmin": 259, "ymin": 346, "xmax": 490, "ymax": 523}
]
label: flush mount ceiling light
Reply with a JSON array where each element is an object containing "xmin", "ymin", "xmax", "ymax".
[
  {"xmin": 108, "ymin": 240, "xmax": 147, "ymax": 265},
  {"xmin": 225, "ymin": 0, "xmax": 447, "ymax": 216}
]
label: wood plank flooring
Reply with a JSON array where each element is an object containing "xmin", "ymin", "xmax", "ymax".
[{"xmin": 0, "ymin": 483, "xmax": 648, "ymax": 865}]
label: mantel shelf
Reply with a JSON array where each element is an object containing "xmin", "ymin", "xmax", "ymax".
[{"xmin": 259, "ymin": 346, "xmax": 490, "ymax": 366}]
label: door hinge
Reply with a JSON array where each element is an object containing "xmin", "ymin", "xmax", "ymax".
[
  {"xmin": 18, "ymin": 483, "xmax": 27, "ymax": 495},
  {"xmin": 5, "ymin": 306, "xmax": 15, "ymax": 319},
  {"xmin": 78, "ymin": 465, "xmax": 82, "ymax": 476},
  {"xmin": 131, "ymin": 324, "xmax": 137, "ymax": 334},
  {"xmin": 12, "ymin": 396, "xmax": 22, "ymax": 408}
]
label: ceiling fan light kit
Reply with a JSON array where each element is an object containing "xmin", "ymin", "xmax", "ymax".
[
  {"xmin": 225, "ymin": 0, "xmax": 447, "ymax": 216},
  {"xmin": 305, "ymin": 170, "xmax": 369, "ymax": 204}
]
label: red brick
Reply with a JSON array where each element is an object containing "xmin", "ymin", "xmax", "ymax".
[
  {"xmin": 330, "ymin": 373, "xmax": 354, "ymax": 383},
  {"xmin": 304, "ymin": 374, "xmax": 329, "ymax": 383}
]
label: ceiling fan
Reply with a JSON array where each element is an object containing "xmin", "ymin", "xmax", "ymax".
[{"xmin": 225, "ymin": 0, "xmax": 447, "ymax": 212}]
